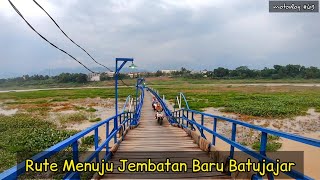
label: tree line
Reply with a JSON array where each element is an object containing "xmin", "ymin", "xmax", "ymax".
[
  {"xmin": 0, "ymin": 73, "xmax": 88, "ymax": 84},
  {"xmin": 1, "ymin": 64, "xmax": 320, "ymax": 85},
  {"xmin": 0, "ymin": 72, "xmax": 132, "ymax": 84},
  {"xmin": 155, "ymin": 64, "xmax": 320, "ymax": 79}
]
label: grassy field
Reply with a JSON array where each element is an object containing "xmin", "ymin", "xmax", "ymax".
[
  {"xmin": 152, "ymin": 84, "xmax": 320, "ymax": 118},
  {"xmin": 0, "ymin": 114, "xmax": 79, "ymax": 172},
  {"xmin": 0, "ymin": 87, "xmax": 135, "ymax": 173},
  {"xmin": 0, "ymin": 87, "xmax": 133, "ymax": 99},
  {"xmin": 0, "ymin": 78, "xmax": 138, "ymax": 91},
  {"xmin": 2, "ymin": 77, "xmax": 320, "ymax": 91},
  {"xmin": 146, "ymin": 77, "xmax": 320, "ymax": 85}
]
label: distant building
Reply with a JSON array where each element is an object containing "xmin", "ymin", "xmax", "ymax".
[
  {"xmin": 161, "ymin": 70, "xmax": 177, "ymax": 74},
  {"xmin": 87, "ymin": 73, "xmax": 100, "ymax": 81},
  {"xmin": 201, "ymin": 69, "xmax": 208, "ymax": 74},
  {"xmin": 128, "ymin": 72, "xmax": 140, "ymax": 78},
  {"xmin": 106, "ymin": 72, "xmax": 115, "ymax": 78}
]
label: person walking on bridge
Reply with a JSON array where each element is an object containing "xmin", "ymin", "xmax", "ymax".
[
  {"xmin": 155, "ymin": 102, "xmax": 163, "ymax": 119},
  {"xmin": 152, "ymin": 96, "xmax": 158, "ymax": 111}
]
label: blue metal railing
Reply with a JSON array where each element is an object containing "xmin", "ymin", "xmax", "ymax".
[
  {"xmin": 122, "ymin": 95, "xmax": 132, "ymax": 112},
  {"xmin": 132, "ymin": 85, "xmax": 145, "ymax": 125},
  {"xmin": 0, "ymin": 86, "xmax": 145, "ymax": 180},
  {"xmin": 176, "ymin": 92, "xmax": 190, "ymax": 110},
  {"xmin": 148, "ymin": 88, "xmax": 320, "ymax": 180}
]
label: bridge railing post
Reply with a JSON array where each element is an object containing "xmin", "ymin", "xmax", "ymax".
[
  {"xmin": 113, "ymin": 117, "xmax": 117, "ymax": 144},
  {"xmin": 182, "ymin": 109, "xmax": 185, "ymax": 126},
  {"xmin": 191, "ymin": 112, "xmax": 194, "ymax": 130},
  {"xmin": 258, "ymin": 132, "xmax": 274, "ymax": 179},
  {"xmin": 212, "ymin": 117, "xmax": 217, "ymax": 145},
  {"xmin": 72, "ymin": 140, "xmax": 80, "ymax": 179},
  {"xmin": 106, "ymin": 121, "xmax": 109, "ymax": 152},
  {"xmin": 230, "ymin": 123, "xmax": 237, "ymax": 159},
  {"xmin": 123, "ymin": 113, "xmax": 127, "ymax": 131},
  {"xmin": 186, "ymin": 110, "xmax": 189, "ymax": 128},
  {"xmin": 94, "ymin": 128, "xmax": 99, "ymax": 162},
  {"xmin": 200, "ymin": 114, "xmax": 205, "ymax": 138}
]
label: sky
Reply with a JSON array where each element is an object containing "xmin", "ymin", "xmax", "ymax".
[{"xmin": 0, "ymin": 0, "xmax": 319, "ymax": 78}]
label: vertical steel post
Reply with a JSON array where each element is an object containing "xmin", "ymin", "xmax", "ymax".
[
  {"xmin": 212, "ymin": 117, "xmax": 217, "ymax": 145},
  {"xmin": 94, "ymin": 128, "xmax": 99, "ymax": 162},
  {"xmin": 200, "ymin": 114, "xmax": 204, "ymax": 138},
  {"xmin": 182, "ymin": 109, "xmax": 184, "ymax": 125},
  {"xmin": 260, "ymin": 132, "xmax": 274, "ymax": 179},
  {"xmin": 106, "ymin": 122, "xmax": 109, "ymax": 151},
  {"xmin": 72, "ymin": 141, "xmax": 80, "ymax": 179},
  {"xmin": 191, "ymin": 111, "xmax": 194, "ymax": 130},
  {"xmin": 186, "ymin": 110, "xmax": 189, "ymax": 128},
  {"xmin": 180, "ymin": 93, "xmax": 182, "ymax": 109},
  {"xmin": 260, "ymin": 132, "xmax": 268, "ymax": 155},
  {"xmin": 230, "ymin": 123, "xmax": 237, "ymax": 159},
  {"xmin": 113, "ymin": 117, "xmax": 117, "ymax": 144},
  {"xmin": 135, "ymin": 79, "xmax": 138, "ymax": 124},
  {"xmin": 114, "ymin": 60, "xmax": 118, "ymax": 140}
]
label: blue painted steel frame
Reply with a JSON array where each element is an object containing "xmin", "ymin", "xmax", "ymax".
[
  {"xmin": 114, "ymin": 58, "xmax": 134, "ymax": 142},
  {"xmin": 179, "ymin": 92, "xmax": 190, "ymax": 109},
  {"xmin": 147, "ymin": 88, "xmax": 320, "ymax": 180},
  {"xmin": 122, "ymin": 95, "xmax": 131, "ymax": 112},
  {"xmin": 132, "ymin": 85, "xmax": 145, "ymax": 125},
  {"xmin": 0, "ymin": 85, "xmax": 145, "ymax": 180},
  {"xmin": 134, "ymin": 78, "xmax": 145, "ymax": 124}
]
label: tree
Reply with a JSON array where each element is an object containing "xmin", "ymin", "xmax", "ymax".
[
  {"xmin": 155, "ymin": 70, "xmax": 163, "ymax": 77},
  {"xmin": 261, "ymin": 67, "xmax": 275, "ymax": 78},
  {"xmin": 75, "ymin": 73, "xmax": 87, "ymax": 83},
  {"xmin": 213, "ymin": 67, "xmax": 229, "ymax": 78}
]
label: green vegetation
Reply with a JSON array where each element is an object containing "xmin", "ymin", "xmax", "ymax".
[
  {"xmin": 0, "ymin": 114, "xmax": 79, "ymax": 172},
  {"xmin": 252, "ymin": 141, "xmax": 282, "ymax": 152},
  {"xmin": 1, "ymin": 64, "xmax": 320, "ymax": 90},
  {"xmin": 240, "ymin": 134, "xmax": 282, "ymax": 152},
  {"xmin": 74, "ymin": 105, "xmax": 86, "ymax": 110},
  {"xmin": 58, "ymin": 112, "xmax": 87, "ymax": 124},
  {"xmin": 86, "ymin": 107, "xmax": 97, "ymax": 112},
  {"xmin": 81, "ymin": 135, "xmax": 101, "ymax": 147},
  {"xmin": 48, "ymin": 97, "xmax": 69, "ymax": 102},
  {"xmin": 153, "ymin": 65, "xmax": 320, "ymax": 79},
  {"xmin": 156, "ymin": 85, "xmax": 320, "ymax": 118},
  {"xmin": 0, "ymin": 87, "xmax": 134, "ymax": 100},
  {"xmin": 89, "ymin": 117, "xmax": 102, "ymax": 122},
  {"xmin": 0, "ymin": 73, "xmax": 135, "ymax": 90}
]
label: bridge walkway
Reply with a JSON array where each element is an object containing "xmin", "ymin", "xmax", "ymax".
[{"xmin": 100, "ymin": 91, "xmax": 231, "ymax": 179}]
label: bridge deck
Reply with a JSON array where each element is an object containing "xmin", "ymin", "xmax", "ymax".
[{"xmin": 100, "ymin": 92, "xmax": 231, "ymax": 179}]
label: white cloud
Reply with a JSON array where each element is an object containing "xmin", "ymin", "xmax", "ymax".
[{"xmin": 0, "ymin": 0, "xmax": 319, "ymax": 76}]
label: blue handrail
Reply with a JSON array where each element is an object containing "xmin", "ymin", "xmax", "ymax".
[
  {"xmin": 174, "ymin": 109, "xmax": 319, "ymax": 180},
  {"xmin": 148, "ymin": 88, "xmax": 320, "ymax": 180},
  {"xmin": 122, "ymin": 95, "xmax": 131, "ymax": 112},
  {"xmin": 0, "ymin": 86, "xmax": 145, "ymax": 180},
  {"xmin": 179, "ymin": 92, "xmax": 190, "ymax": 109},
  {"xmin": 131, "ymin": 85, "xmax": 144, "ymax": 125}
]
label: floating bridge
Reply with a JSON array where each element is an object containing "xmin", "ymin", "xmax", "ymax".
[{"xmin": 0, "ymin": 84, "xmax": 319, "ymax": 180}]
